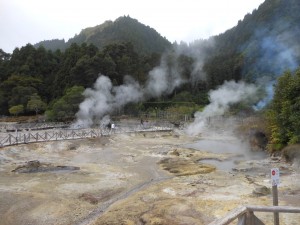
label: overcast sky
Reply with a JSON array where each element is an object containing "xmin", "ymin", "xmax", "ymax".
[{"xmin": 0, "ymin": 0, "xmax": 265, "ymax": 53}]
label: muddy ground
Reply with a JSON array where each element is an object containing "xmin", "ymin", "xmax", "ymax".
[{"xmin": 0, "ymin": 131, "xmax": 299, "ymax": 225}]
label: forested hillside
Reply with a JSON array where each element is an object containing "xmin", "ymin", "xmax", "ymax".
[
  {"xmin": 267, "ymin": 69, "xmax": 300, "ymax": 150},
  {"xmin": 203, "ymin": 0, "xmax": 300, "ymax": 84},
  {"xmin": 34, "ymin": 16, "xmax": 171, "ymax": 55},
  {"xmin": 0, "ymin": 42, "xmax": 164, "ymax": 117}
]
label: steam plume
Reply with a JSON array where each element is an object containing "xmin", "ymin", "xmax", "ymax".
[
  {"xmin": 186, "ymin": 81, "xmax": 259, "ymax": 136},
  {"xmin": 244, "ymin": 29, "xmax": 300, "ymax": 109},
  {"xmin": 74, "ymin": 54, "xmax": 186, "ymax": 128},
  {"xmin": 175, "ymin": 38, "xmax": 215, "ymax": 85}
]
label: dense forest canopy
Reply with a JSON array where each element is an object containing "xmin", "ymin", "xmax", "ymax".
[{"xmin": 1, "ymin": 0, "xmax": 300, "ymax": 151}]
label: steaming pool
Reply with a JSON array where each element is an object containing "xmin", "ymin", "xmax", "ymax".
[{"xmin": 184, "ymin": 137, "xmax": 267, "ymax": 172}]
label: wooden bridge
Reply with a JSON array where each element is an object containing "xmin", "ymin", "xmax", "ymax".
[{"xmin": 0, "ymin": 121, "xmax": 174, "ymax": 148}]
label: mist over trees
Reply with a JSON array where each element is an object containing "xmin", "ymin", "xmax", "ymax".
[
  {"xmin": 0, "ymin": 0, "xmax": 300, "ymax": 151},
  {"xmin": 0, "ymin": 41, "xmax": 209, "ymax": 118}
]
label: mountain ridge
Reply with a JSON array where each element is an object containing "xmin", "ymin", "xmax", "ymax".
[{"xmin": 34, "ymin": 16, "xmax": 171, "ymax": 55}]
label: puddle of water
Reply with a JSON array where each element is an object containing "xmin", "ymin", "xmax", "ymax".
[
  {"xmin": 185, "ymin": 139, "xmax": 249, "ymax": 154},
  {"xmin": 185, "ymin": 138, "xmax": 267, "ymax": 171},
  {"xmin": 200, "ymin": 158, "xmax": 238, "ymax": 172}
]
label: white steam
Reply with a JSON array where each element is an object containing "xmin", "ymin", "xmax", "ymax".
[
  {"xmin": 144, "ymin": 57, "xmax": 183, "ymax": 98},
  {"xmin": 74, "ymin": 75, "xmax": 143, "ymax": 127},
  {"xmin": 176, "ymin": 38, "xmax": 215, "ymax": 84},
  {"xmin": 185, "ymin": 81, "xmax": 259, "ymax": 136},
  {"xmin": 74, "ymin": 54, "xmax": 186, "ymax": 128}
]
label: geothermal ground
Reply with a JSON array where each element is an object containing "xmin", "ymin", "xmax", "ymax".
[{"xmin": 0, "ymin": 129, "xmax": 299, "ymax": 225}]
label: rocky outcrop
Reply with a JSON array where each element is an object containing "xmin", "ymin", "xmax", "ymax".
[
  {"xmin": 282, "ymin": 144, "xmax": 300, "ymax": 165},
  {"xmin": 249, "ymin": 129, "xmax": 268, "ymax": 151},
  {"xmin": 12, "ymin": 160, "xmax": 80, "ymax": 173}
]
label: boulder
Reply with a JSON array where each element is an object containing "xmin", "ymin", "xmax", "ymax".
[
  {"xmin": 282, "ymin": 144, "xmax": 300, "ymax": 164},
  {"xmin": 249, "ymin": 129, "xmax": 268, "ymax": 151},
  {"xmin": 252, "ymin": 185, "xmax": 271, "ymax": 196}
]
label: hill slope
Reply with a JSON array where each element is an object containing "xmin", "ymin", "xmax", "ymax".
[
  {"xmin": 206, "ymin": 0, "xmax": 300, "ymax": 81},
  {"xmin": 35, "ymin": 16, "xmax": 171, "ymax": 55}
]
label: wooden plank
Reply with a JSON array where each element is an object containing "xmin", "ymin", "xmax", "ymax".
[
  {"xmin": 38, "ymin": 133, "xmax": 45, "ymax": 141},
  {"xmin": 46, "ymin": 132, "xmax": 55, "ymax": 140},
  {"xmin": 208, "ymin": 206, "xmax": 248, "ymax": 225},
  {"xmin": 29, "ymin": 133, "xmax": 36, "ymax": 141},
  {"xmin": 246, "ymin": 205, "xmax": 300, "ymax": 213},
  {"xmin": 210, "ymin": 205, "xmax": 300, "ymax": 225},
  {"xmin": 272, "ymin": 185, "xmax": 280, "ymax": 225}
]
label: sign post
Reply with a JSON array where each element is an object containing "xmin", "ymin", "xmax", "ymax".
[{"xmin": 271, "ymin": 168, "xmax": 280, "ymax": 225}]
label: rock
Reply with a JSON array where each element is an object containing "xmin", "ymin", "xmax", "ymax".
[
  {"xmin": 12, "ymin": 160, "xmax": 41, "ymax": 173},
  {"xmin": 245, "ymin": 175, "xmax": 255, "ymax": 184},
  {"xmin": 270, "ymin": 156, "xmax": 281, "ymax": 162},
  {"xmin": 252, "ymin": 185, "xmax": 271, "ymax": 196},
  {"xmin": 68, "ymin": 144, "xmax": 77, "ymax": 150},
  {"xmin": 12, "ymin": 160, "xmax": 80, "ymax": 173},
  {"xmin": 169, "ymin": 149, "xmax": 180, "ymax": 156},
  {"xmin": 79, "ymin": 193, "xmax": 99, "ymax": 205},
  {"xmin": 27, "ymin": 160, "xmax": 41, "ymax": 168},
  {"xmin": 249, "ymin": 129, "xmax": 268, "ymax": 151},
  {"xmin": 282, "ymin": 144, "xmax": 300, "ymax": 163},
  {"xmin": 232, "ymin": 167, "xmax": 252, "ymax": 172}
]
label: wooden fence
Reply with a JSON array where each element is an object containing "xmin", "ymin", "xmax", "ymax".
[
  {"xmin": 208, "ymin": 205, "xmax": 300, "ymax": 225},
  {"xmin": 0, "ymin": 122, "xmax": 174, "ymax": 148}
]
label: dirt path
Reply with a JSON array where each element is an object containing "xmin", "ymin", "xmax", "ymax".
[{"xmin": 75, "ymin": 176, "xmax": 171, "ymax": 225}]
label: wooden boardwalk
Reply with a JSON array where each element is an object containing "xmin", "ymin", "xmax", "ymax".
[{"xmin": 0, "ymin": 123, "xmax": 173, "ymax": 148}]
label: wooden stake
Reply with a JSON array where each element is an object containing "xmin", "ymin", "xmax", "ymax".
[{"xmin": 272, "ymin": 185, "xmax": 279, "ymax": 225}]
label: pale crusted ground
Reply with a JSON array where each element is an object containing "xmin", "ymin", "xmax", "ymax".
[{"xmin": 0, "ymin": 131, "xmax": 299, "ymax": 225}]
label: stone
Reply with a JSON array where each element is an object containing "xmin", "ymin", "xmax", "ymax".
[{"xmin": 252, "ymin": 185, "xmax": 271, "ymax": 196}]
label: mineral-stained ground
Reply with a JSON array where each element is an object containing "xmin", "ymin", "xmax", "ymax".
[{"xmin": 0, "ymin": 131, "xmax": 299, "ymax": 225}]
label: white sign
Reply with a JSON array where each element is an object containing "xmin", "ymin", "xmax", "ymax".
[{"xmin": 271, "ymin": 168, "xmax": 280, "ymax": 186}]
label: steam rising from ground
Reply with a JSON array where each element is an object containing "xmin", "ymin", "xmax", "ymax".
[
  {"xmin": 74, "ymin": 54, "xmax": 186, "ymax": 128},
  {"xmin": 175, "ymin": 39, "xmax": 215, "ymax": 84},
  {"xmin": 186, "ymin": 81, "xmax": 259, "ymax": 136},
  {"xmin": 74, "ymin": 23, "xmax": 299, "ymax": 128},
  {"xmin": 74, "ymin": 39, "xmax": 262, "ymax": 129},
  {"xmin": 75, "ymin": 75, "xmax": 143, "ymax": 127}
]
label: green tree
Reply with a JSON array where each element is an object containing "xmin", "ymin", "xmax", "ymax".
[
  {"xmin": 46, "ymin": 86, "xmax": 84, "ymax": 121},
  {"xmin": 8, "ymin": 86, "xmax": 37, "ymax": 108},
  {"xmin": 0, "ymin": 90, "xmax": 8, "ymax": 115},
  {"xmin": 267, "ymin": 69, "xmax": 300, "ymax": 151},
  {"xmin": 27, "ymin": 94, "xmax": 47, "ymax": 115},
  {"xmin": 9, "ymin": 105, "xmax": 24, "ymax": 116}
]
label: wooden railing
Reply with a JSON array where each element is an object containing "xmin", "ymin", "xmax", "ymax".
[
  {"xmin": 208, "ymin": 205, "xmax": 300, "ymax": 225},
  {"xmin": 0, "ymin": 123, "xmax": 174, "ymax": 148}
]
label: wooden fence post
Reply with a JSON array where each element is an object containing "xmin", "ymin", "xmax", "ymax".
[
  {"xmin": 271, "ymin": 168, "xmax": 280, "ymax": 225},
  {"xmin": 272, "ymin": 185, "xmax": 280, "ymax": 225}
]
